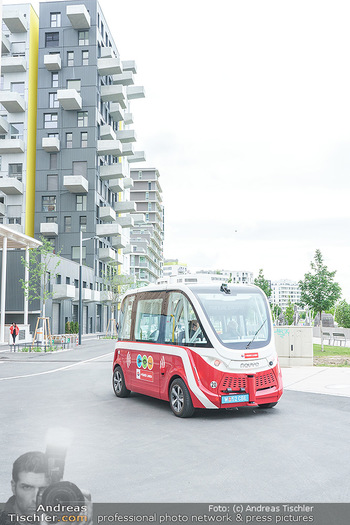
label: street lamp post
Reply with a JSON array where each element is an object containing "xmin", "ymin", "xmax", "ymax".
[{"xmin": 79, "ymin": 231, "xmax": 98, "ymax": 345}]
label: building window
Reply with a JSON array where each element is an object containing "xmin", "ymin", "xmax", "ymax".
[
  {"xmin": 44, "ymin": 113, "xmax": 58, "ymax": 129},
  {"xmin": 78, "ymin": 31, "xmax": 89, "ymax": 46},
  {"xmin": 42, "ymin": 196, "xmax": 57, "ymax": 212},
  {"xmin": 81, "ymin": 132, "xmax": 88, "ymax": 148},
  {"xmin": 46, "ymin": 216, "xmax": 57, "ymax": 223},
  {"xmin": 80, "ymin": 216, "xmax": 87, "ymax": 232},
  {"xmin": 45, "ymin": 32, "xmax": 59, "ymax": 47},
  {"xmin": 49, "ymin": 92, "xmax": 59, "ymax": 108},
  {"xmin": 50, "ymin": 153, "xmax": 58, "ymax": 170},
  {"xmin": 76, "ymin": 195, "xmax": 87, "ymax": 211},
  {"xmin": 72, "ymin": 246, "xmax": 86, "ymax": 261},
  {"xmin": 56, "ymin": 274, "xmax": 62, "ymax": 284},
  {"xmin": 67, "ymin": 51, "xmax": 74, "ymax": 66},
  {"xmin": 50, "ymin": 13, "xmax": 61, "ymax": 27},
  {"xmin": 67, "ymin": 79, "xmax": 81, "ymax": 92},
  {"xmin": 138, "ymin": 171, "xmax": 142, "ymax": 179},
  {"xmin": 10, "ymin": 83, "xmax": 24, "ymax": 96},
  {"xmin": 8, "ymin": 164, "xmax": 22, "ymax": 180},
  {"xmin": 145, "ymin": 213, "xmax": 149, "ymax": 222},
  {"xmin": 82, "ymin": 50, "xmax": 89, "ymax": 65},
  {"xmin": 77, "ymin": 111, "xmax": 88, "ymax": 127},
  {"xmin": 66, "ymin": 132, "xmax": 73, "ymax": 148},
  {"xmin": 66, "ymin": 277, "xmax": 70, "ymax": 285},
  {"xmin": 47, "ymin": 174, "xmax": 58, "ymax": 191},
  {"xmin": 64, "ymin": 216, "xmax": 71, "ymax": 232},
  {"xmin": 51, "ymin": 73, "xmax": 58, "ymax": 88},
  {"xmin": 8, "ymin": 217, "xmax": 21, "ymax": 225},
  {"xmin": 73, "ymin": 161, "xmax": 87, "ymax": 176},
  {"xmin": 145, "ymin": 192, "xmax": 149, "ymax": 200}
]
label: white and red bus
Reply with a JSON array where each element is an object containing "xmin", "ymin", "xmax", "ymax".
[{"xmin": 112, "ymin": 283, "xmax": 283, "ymax": 417}]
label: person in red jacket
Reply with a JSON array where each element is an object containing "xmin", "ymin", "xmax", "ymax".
[{"xmin": 10, "ymin": 323, "xmax": 19, "ymax": 345}]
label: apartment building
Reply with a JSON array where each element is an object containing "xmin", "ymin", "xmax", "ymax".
[
  {"xmin": 0, "ymin": 1, "xmax": 151, "ymax": 334},
  {"xmin": 129, "ymin": 168, "xmax": 163, "ymax": 285},
  {"xmin": 271, "ymin": 279, "xmax": 301, "ymax": 310}
]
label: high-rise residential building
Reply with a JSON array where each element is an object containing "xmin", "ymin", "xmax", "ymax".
[
  {"xmin": 271, "ymin": 279, "xmax": 301, "ymax": 310},
  {"xmin": 0, "ymin": 0, "xmax": 154, "ymax": 335},
  {"xmin": 129, "ymin": 168, "xmax": 163, "ymax": 285},
  {"xmin": 0, "ymin": 4, "xmax": 39, "ymax": 235}
]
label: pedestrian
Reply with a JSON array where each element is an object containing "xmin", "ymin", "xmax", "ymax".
[{"xmin": 9, "ymin": 322, "xmax": 19, "ymax": 346}]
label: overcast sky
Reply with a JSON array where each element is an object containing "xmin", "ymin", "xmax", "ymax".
[{"xmin": 5, "ymin": 0, "xmax": 350, "ymax": 299}]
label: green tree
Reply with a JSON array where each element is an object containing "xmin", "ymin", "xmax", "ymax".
[
  {"xmin": 334, "ymin": 300, "xmax": 350, "ymax": 329},
  {"xmin": 254, "ymin": 269, "xmax": 271, "ymax": 298},
  {"xmin": 271, "ymin": 304, "xmax": 281, "ymax": 324},
  {"xmin": 299, "ymin": 249, "xmax": 341, "ymax": 350},
  {"xmin": 285, "ymin": 298, "xmax": 295, "ymax": 326},
  {"xmin": 20, "ymin": 237, "xmax": 61, "ymax": 318}
]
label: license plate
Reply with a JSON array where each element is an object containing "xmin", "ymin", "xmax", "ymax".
[{"xmin": 221, "ymin": 394, "xmax": 249, "ymax": 404}]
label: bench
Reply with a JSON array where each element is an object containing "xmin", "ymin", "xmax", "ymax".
[
  {"xmin": 322, "ymin": 332, "xmax": 332, "ymax": 344},
  {"xmin": 333, "ymin": 332, "xmax": 346, "ymax": 346}
]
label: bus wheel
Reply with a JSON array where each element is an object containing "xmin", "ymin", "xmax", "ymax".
[
  {"xmin": 113, "ymin": 366, "xmax": 130, "ymax": 398},
  {"xmin": 257, "ymin": 402, "xmax": 277, "ymax": 409},
  {"xmin": 169, "ymin": 378, "xmax": 194, "ymax": 418}
]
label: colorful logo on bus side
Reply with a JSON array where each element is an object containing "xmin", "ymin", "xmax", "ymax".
[{"xmin": 137, "ymin": 354, "xmax": 154, "ymax": 370}]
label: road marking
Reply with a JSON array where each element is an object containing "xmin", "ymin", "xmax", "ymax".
[{"xmin": 0, "ymin": 352, "xmax": 113, "ymax": 381}]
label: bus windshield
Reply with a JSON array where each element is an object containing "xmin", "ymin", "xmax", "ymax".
[{"xmin": 194, "ymin": 287, "xmax": 271, "ymax": 350}]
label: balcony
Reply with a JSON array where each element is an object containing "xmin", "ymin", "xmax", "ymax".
[
  {"xmin": 122, "ymin": 143, "xmax": 134, "ymax": 157},
  {"xmin": 127, "ymin": 151, "xmax": 146, "ymax": 163},
  {"xmin": 2, "ymin": 34, "xmax": 11, "ymax": 55},
  {"xmin": 96, "ymin": 223, "xmax": 122, "ymax": 238},
  {"xmin": 63, "ymin": 176, "xmax": 88, "ymax": 193},
  {"xmin": 113, "ymin": 253, "xmax": 123, "ymax": 266},
  {"xmin": 91, "ymin": 290, "xmax": 101, "ymax": 302},
  {"xmin": 97, "ymin": 57, "xmax": 122, "ymax": 76},
  {"xmin": 123, "ymin": 245, "xmax": 133, "ymax": 255},
  {"xmin": 52, "ymin": 284, "xmax": 75, "ymax": 300},
  {"xmin": 40, "ymin": 222, "xmax": 58, "ymax": 236},
  {"xmin": 0, "ymin": 177, "xmax": 23, "ymax": 195},
  {"xmin": 0, "ymin": 202, "xmax": 5, "ymax": 216},
  {"xmin": 0, "ymin": 117, "xmax": 9, "ymax": 135},
  {"xmin": 124, "ymin": 113, "xmax": 133, "ymax": 125},
  {"xmin": 99, "ymin": 163, "xmax": 127, "ymax": 181},
  {"xmin": 100, "ymin": 206, "xmax": 116, "ymax": 222},
  {"xmin": 100, "ymin": 124, "xmax": 116, "ymax": 141},
  {"xmin": 126, "ymin": 86, "xmax": 145, "ymax": 100},
  {"xmin": 109, "ymin": 179, "xmax": 124, "ymax": 193},
  {"xmin": 131, "ymin": 213, "xmax": 146, "ymax": 225},
  {"xmin": 57, "ymin": 89, "xmax": 82, "ymax": 111},
  {"xmin": 111, "ymin": 235, "xmax": 127, "ymax": 250},
  {"xmin": 110, "ymin": 103, "xmax": 124, "ymax": 122},
  {"xmin": 0, "ymin": 92, "xmax": 25, "ymax": 113},
  {"xmin": 99, "ymin": 247, "xmax": 116, "ymax": 262},
  {"xmin": 66, "ymin": 4, "xmax": 91, "ymax": 29},
  {"xmin": 122, "ymin": 60, "xmax": 137, "ymax": 74},
  {"xmin": 100, "ymin": 290, "xmax": 113, "ymax": 303},
  {"xmin": 1, "ymin": 56, "xmax": 26, "ymax": 73},
  {"xmin": 3, "ymin": 9, "xmax": 28, "ymax": 32},
  {"xmin": 123, "ymin": 177, "xmax": 134, "ymax": 189},
  {"xmin": 44, "ymin": 54, "xmax": 61, "ymax": 71},
  {"xmin": 100, "ymin": 85, "xmax": 126, "ymax": 109},
  {"xmin": 100, "ymin": 47, "xmax": 114, "ymax": 59},
  {"xmin": 42, "ymin": 137, "xmax": 60, "ymax": 152},
  {"xmin": 112, "ymin": 71, "xmax": 134, "ymax": 86},
  {"xmin": 115, "ymin": 130, "xmax": 136, "ymax": 143},
  {"xmin": 97, "ymin": 140, "xmax": 122, "ymax": 157},
  {"xmin": 115, "ymin": 201, "xmax": 136, "ymax": 214},
  {"xmin": 0, "ymin": 139, "xmax": 25, "ymax": 154},
  {"xmin": 115, "ymin": 216, "xmax": 134, "ymax": 228},
  {"xmin": 74, "ymin": 288, "xmax": 92, "ymax": 302}
]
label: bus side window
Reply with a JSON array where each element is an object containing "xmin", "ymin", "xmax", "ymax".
[
  {"xmin": 119, "ymin": 295, "xmax": 135, "ymax": 340},
  {"xmin": 134, "ymin": 298, "xmax": 163, "ymax": 342},
  {"xmin": 165, "ymin": 292, "xmax": 207, "ymax": 345}
]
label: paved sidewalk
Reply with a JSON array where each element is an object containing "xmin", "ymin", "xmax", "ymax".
[{"xmin": 282, "ymin": 366, "xmax": 350, "ymax": 397}]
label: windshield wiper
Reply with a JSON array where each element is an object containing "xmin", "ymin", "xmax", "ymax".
[{"xmin": 246, "ymin": 319, "xmax": 267, "ymax": 349}]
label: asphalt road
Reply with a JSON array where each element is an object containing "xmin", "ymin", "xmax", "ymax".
[{"xmin": 0, "ymin": 340, "xmax": 349, "ymax": 504}]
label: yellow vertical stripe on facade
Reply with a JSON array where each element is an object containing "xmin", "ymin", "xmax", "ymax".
[{"xmin": 25, "ymin": 7, "xmax": 39, "ymax": 237}]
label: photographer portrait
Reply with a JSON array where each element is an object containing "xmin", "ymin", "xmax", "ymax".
[{"xmin": 0, "ymin": 451, "xmax": 92, "ymax": 525}]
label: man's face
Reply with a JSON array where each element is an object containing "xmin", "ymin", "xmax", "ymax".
[{"xmin": 11, "ymin": 471, "xmax": 49, "ymax": 516}]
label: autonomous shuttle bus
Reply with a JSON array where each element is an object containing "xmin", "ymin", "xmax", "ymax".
[{"xmin": 112, "ymin": 283, "xmax": 283, "ymax": 417}]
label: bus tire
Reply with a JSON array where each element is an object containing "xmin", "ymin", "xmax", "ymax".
[
  {"xmin": 113, "ymin": 366, "xmax": 130, "ymax": 398},
  {"xmin": 169, "ymin": 378, "xmax": 194, "ymax": 418},
  {"xmin": 257, "ymin": 402, "xmax": 277, "ymax": 409}
]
